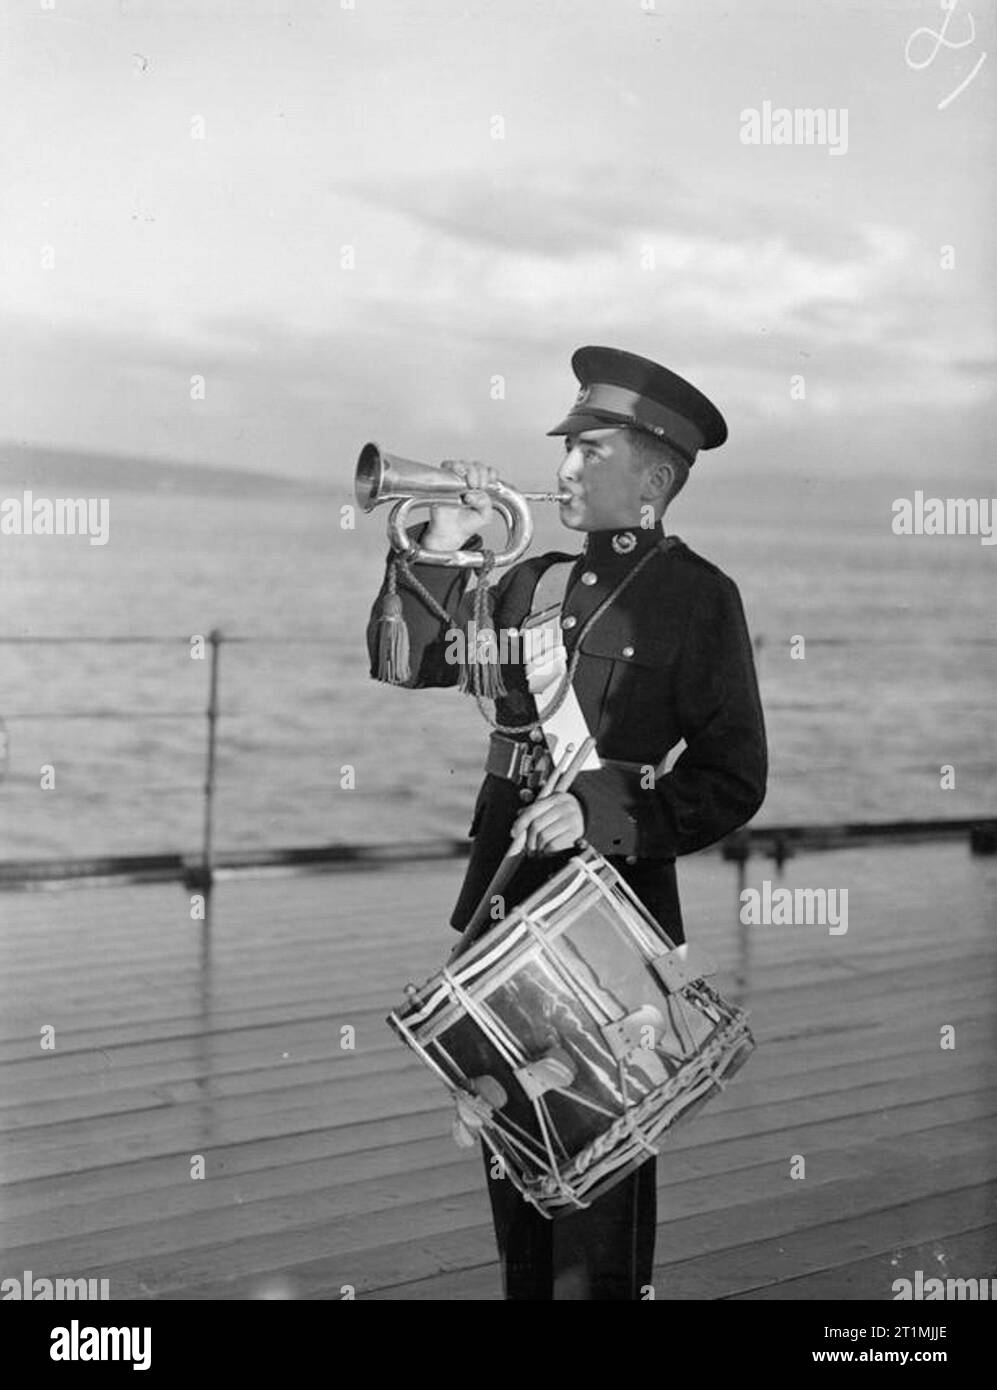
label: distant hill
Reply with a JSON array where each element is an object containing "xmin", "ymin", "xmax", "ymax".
[{"xmin": 0, "ymin": 443, "xmax": 333, "ymax": 498}]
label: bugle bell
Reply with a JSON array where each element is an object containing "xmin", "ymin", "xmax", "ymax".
[{"xmin": 355, "ymin": 441, "xmax": 567, "ymax": 569}]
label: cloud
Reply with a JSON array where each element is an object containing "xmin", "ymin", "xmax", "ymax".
[
  {"xmin": 334, "ymin": 169, "xmax": 993, "ymax": 426},
  {"xmin": 343, "ymin": 161, "xmax": 877, "ymax": 265},
  {"xmin": 2, "ymin": 162, "xmax": 991, "ymax": 479}
]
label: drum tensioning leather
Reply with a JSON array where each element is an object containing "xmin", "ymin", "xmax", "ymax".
[{"xmin": 387, "ymin": 846, "xmax": 755, "ymax": 1218}]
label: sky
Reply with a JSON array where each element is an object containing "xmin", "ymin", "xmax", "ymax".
[{"xmin": 1, "ymin": 0, "xmax": 994, "ymax": 488}]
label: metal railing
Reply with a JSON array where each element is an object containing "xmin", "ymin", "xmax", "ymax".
[
  {"xmin": 1, "ymin": 631, "xmax": 994, "ymax": 893},
  {"xmin": 1, "ymin": 630, "xmax": 231, "ymax": 888}
]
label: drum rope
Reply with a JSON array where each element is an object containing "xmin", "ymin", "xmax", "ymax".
[
  {"xmin": 532, "ymin": 1031, "xmax": 751, "ymax": 1209},
  {"xmin": 439, "ymin": 967, "xmax": 524, "ymax": 1071},
  {"xmin": 388, "ymin": 1012, "xmax": 458, "ymax": 1091},
  {"xmin": 532, "ymin": 1023, "xmax": 753, "ymax": 1209},
  {"xmin": 492, "ymin": 1118, "xmax": 558, "ymax": 1166},
  {"xmin": 564, "ymin": 1021, "xmax": 753, "ymax": 1180},
  {"xmin": 531, "ymin": 930, "xmax": 619, "ymax": 1032},
  {"xmin": 532, "ymin": 1100, "xmax": 571, "ymax": 1192}
]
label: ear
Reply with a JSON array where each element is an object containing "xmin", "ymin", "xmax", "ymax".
[{"xmin": 640, "ymin": 458, "xmax": 673, "ymax": 503}]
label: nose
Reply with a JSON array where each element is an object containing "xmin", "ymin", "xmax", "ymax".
[{"xmin": 558, "ymin": 443, "xmax": 583, "ymax": 486}]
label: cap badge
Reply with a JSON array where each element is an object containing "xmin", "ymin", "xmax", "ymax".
[
  {"xmin": 575, "ymin": 385, "xmax": 591, "ymax": 406},
  {"xmin": 612, "ymin": 531, "xmax": 637, "ymax": 555}
]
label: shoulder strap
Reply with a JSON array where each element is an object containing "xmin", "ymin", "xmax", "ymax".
[
  {"xmin": 522, "ymin": 556, "xmax": 575, "ymax": 631},
  {"xmin": 517, "ymin": 557, "xmax": 602, "ymax": 773}
]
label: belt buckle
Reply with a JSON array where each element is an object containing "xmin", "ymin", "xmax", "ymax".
[{"xmin": 519, "ymin": 743, "xmax": 551, "ymax": 789}]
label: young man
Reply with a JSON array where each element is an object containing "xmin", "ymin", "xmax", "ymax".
[{"xmin": 367, "ymin": 345, "xmax": 767, "ymax": 1299}]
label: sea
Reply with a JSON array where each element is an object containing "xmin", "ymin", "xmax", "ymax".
[{"xmin": 0, "ymin": 452, "xmax": 994, "ymax": 861}]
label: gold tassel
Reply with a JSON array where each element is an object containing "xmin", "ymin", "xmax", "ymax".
[
  {"xmin": 375, "ymin": 561, "xmax": 411, "ymax": 685},
  {"xmin": 459, "ymin": 553, "xmax": 507, "ymax": 699}
]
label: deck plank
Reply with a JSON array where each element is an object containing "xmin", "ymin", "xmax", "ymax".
[
  {"xmin": 2, "ymin": 1008, "xmax": 992, "ymax": 1132},
  {"xmin": 1, "ymin": 841, "xmax": 995, "ymax": 1299}
]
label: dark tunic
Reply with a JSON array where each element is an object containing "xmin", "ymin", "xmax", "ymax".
[{"xmin": 366, "ymin": 520, "xmax": 768, "ymax": 941}]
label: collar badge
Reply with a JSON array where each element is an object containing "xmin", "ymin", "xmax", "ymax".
[{"xmin": 612, "ymin": 531, "xmax": 637, "ymax": 555}]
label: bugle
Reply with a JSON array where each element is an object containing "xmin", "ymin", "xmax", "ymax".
[{"xmin": 355, "ymin": 441, "xmax": 568, "ymax": 569}]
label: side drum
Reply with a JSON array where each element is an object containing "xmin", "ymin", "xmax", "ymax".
[{"xmin": 388, "ymin": 846, "xmax": 755, "ymax": 1217}]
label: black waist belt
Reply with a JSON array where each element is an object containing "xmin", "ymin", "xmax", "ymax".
[
  {"xmin": 486, "ymin": 733, "xmax": 553, "ymax": 788},
  {"xmin": 486, "ymin": 732, "xmax": 649, "ymax": 786}
]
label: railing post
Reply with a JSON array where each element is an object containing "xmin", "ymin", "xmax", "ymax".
[{"xmin": 199, "ymin": 628, "xmax": 222, "ymax": 891}]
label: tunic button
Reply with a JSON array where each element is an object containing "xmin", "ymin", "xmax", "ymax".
[
  {"xmin": 519, "ymin": 788, "xmax": 535, "ymax": 804},
  {"xmin": 561, "ymin": 615, "xmax": 577, "ymax": 631},
  {"xmin": 528, "ymin": 727, "xmax": 544, "ymax": 743},
  {"xmin": 625, "ymin": 855, "xmax": 638, "ymax": 866},
  {"xmin": 622, "ymin": 645, "xmax": 635, "ymax": 658},
  {"xmin": 580, "ymin": 571, "xmax": 597, "ymax": 586}
]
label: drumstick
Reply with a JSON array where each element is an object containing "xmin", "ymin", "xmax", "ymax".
[
  {"xmin": 506, "ymin": 734, "xmax": 595, "ymax": 856},
  {"xmin": 449, "ymin": 735, "xmax": 596, "ymax": 961}
]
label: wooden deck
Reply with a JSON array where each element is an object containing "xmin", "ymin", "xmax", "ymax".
[{"xmin": 1, "ymin": 841, "xmax": 995, "ymax": 1300}]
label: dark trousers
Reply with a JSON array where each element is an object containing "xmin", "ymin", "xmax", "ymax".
[
  {"xmin": 468, "ymin": 842, "xmax": 675, "ymax": 1300},
  {"xmin": 484, "ymin": 1148, "xmax": 658, "ymax": 1300}
]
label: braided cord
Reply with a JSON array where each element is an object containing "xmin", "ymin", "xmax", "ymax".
[{"xmin": 395, "ymin": 535, "xmax": 675, "ymax": 737}]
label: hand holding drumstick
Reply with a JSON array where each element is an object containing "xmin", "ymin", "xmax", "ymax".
[
  {"xmin": 508, "ymin": 748, "xmax": 588, "ymax": 856},
  {"xmin": 449, "ymin": 737, "xmax": 595, "ymax": 962}
]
